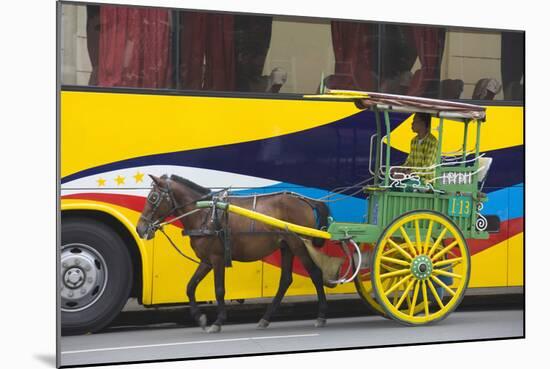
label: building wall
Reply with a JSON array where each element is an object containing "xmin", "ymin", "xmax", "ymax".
[
  {"xmin": 264, "ymin": 18, "xmax": 335, "ymax": 93},
  {"xmin": 441, "ymin": 30, "xmax": 504, "ymax": 99},
  {"xmin": 61, "ymin": 4, "xmax": 92, "ymax": 85}
]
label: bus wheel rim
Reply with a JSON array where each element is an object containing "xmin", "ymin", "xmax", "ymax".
[{"xmin": 60, "ymin": 243, "xmax": 109, "ymax": 312}]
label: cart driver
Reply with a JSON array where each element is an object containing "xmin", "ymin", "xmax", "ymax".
[{"xmin": 390, "ymin": 113, "xmax": 438, "ymax": 185}]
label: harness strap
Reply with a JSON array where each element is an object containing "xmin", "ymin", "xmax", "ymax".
[
  {"xmin": 183, "ymin": 229, "xmax": 218, "ymax": 237},
  {"xmin": 250, "ymin": 195, "xmax": 258, "ymax": 232}
]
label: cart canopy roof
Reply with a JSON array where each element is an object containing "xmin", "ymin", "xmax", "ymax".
[{"xmin": 305, "ymin": 89, "xmax": 487, "ymax": 121}]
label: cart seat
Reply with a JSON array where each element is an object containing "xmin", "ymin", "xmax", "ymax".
[{"xmin": 478, "ymin": 157, "xmax": 492, "ymax": 184}]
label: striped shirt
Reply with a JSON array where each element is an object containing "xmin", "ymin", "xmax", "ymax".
[{"xmin": 403, "ymin": 133, "xmax": 438, "ymax": 183}]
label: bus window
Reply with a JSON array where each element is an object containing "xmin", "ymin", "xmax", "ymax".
[{"xmin": 61, "ymin": 3, "xmax": 523, "ymax": 102}]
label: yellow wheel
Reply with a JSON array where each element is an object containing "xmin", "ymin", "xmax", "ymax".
[
  {"xmin": 355, "ymin": 244, "xmax": 426, "ymax": 317},
  {"xmin": 354, "ymin": 243, "xmax": 384, "ymax": 315},
  {"xmin": 371, "ymin": 210, "xmax": 470, "ymax": 325}
]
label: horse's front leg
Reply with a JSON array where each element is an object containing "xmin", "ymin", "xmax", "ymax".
[
  {"xmin": 187, "ymin": 262, "xmax": 212, "ymax": 330},
  {"xmin": 258, "ymin": 243, "xmax": 294, "ymax": 329},
  {"xmin": 207, "ymin": 256, "xmax": 227, "ymax": 333}
]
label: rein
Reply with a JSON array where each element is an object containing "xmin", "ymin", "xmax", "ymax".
[{"xmin": 158, "ymin": 226, "xmax": 204, "ymax": 265}]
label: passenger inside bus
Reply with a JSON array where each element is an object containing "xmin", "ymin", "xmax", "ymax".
[
  {"xmin": 247, "ymin": 67, "xmax": 288, "ymax": 93},
  {"xmin": 440, "ymin": 79, "xmax": 464, "ymax": 99},
  {"xmin": 472, "ymin": 78, "xmax": 502, "ymax": 100}
]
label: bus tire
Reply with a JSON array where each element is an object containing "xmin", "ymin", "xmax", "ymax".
[{"xmin": 61, "ymin": 217, "xmax": 133, "ymax": 335}]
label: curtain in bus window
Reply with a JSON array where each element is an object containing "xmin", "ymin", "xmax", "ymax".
[
  {"xmin": 86, "ymin": 5, "xmax": 100, "ymax": 85},
  {"xmin": 97, "ymin": 6, "xmax": 172, "ymax": 88},
  {"xmin": 330, "ymin": 21, "xmax": 378, "ymax": 91},
  {"xmin": 234, "ymin": 15, "xmax": 273, "ymax": 92},
  {"xmin": 180, "ymin": 12, "xmax": 236, "ymax": 91},
  {"xmin": 407, "ymin": 27, "xmax": 445, "ymax": 97}
]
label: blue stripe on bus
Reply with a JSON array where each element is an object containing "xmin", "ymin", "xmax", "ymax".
[
  {"xmin": 231, "ymin": 182, "xmax": 524, "ymax": 223},
  {"xmin": 62, "ymin": 109, "xmax": 524, "ymax": 191}
]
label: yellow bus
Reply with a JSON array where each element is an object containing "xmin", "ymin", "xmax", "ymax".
[{"xmin": 59, "ymin": 2, "xmax": 524, "ymax": 334}]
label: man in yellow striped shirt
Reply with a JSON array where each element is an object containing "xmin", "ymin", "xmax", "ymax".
[{"xmin": 392, "ymin": 113, "xmax": 438, "ymax": 184}]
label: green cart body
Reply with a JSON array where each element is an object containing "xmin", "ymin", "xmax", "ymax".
[{"xmin": 322, "ymin": 92, "xmax": 490, "ymax": 245}]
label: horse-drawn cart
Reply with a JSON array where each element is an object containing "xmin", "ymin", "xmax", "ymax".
[{"xmin": 138, "ymin": 89, "xmax": 489, "ymax": 330}]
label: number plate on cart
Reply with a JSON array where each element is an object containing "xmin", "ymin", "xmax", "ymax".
[{"xmin": 448, "ymin": 196, "xmax": 472, "ymax": 217}]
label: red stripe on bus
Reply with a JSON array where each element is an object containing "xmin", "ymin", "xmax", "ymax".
[{"xmin": 62, "ymin": 192, "xmax": 523, "ymax": 278}]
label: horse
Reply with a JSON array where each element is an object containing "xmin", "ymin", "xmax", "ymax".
[{"xmin": 136, "ymin": 174, "xmax": 333, "ymax": 333}]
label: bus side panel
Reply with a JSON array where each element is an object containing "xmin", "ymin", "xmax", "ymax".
[
  {"xmin": 151, "ymin": 227, "xmax": 264, "ymax": 303},
  {"xmin": 508, "ymin": 186, "xmax": 524, "ymax": 286}
]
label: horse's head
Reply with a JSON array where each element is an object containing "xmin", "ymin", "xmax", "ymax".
[{"xmin": 136, "ymin": 175, "xmax": 178, "ymax": 240}]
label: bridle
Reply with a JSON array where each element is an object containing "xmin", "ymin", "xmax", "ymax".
[
  {"xmin": 139, "ymin": 179, "xmax": 214, "ymax": 238},
  {"xmin": 138, "ymin": 178, "xmax": 224, "ymax": 266}
]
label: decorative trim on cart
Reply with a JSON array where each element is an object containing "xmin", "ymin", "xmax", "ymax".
[{"xmin": 476, "ymin": 202, "xmax": 488, "ymax": 232}]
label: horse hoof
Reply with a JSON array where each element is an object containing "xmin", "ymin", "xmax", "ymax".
[
  {"xmin": 315, "ymin": 318, "xmax": 327, "ymax": 328},
  {"xmin": 257, "ymin": 319, "xmax": 270, "ymax": 329},
  {"xmin": 198, "ymin": 314, "xmax": 207, "ymax": 330},
  {"xmin": 207, "ymin": 324, "xmax": 221, "ymax": 334}
]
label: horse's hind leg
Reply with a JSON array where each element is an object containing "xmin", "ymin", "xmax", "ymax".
[
  {"xmin": 291, "ymin": 240, "xmax": 328, "ymax": 327},
  {"xmin": 207, "ymin": 257, "xmax": 227, "ymax": 333},
  {"xmin": 187, "ymin": 262, "xmax": 212, "ymax": 330},
  {"xmin": 258, "ymin": 243, "xmax": 294, "ymax": 329}
]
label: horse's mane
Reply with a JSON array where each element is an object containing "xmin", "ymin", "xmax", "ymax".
[{"xmin": 166, "ymin": 174, "xmax": 211, "ymax": 195}]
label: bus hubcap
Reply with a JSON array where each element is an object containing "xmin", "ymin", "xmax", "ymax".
[{"xmin": 60, "ymin": 243, "xmax": 108, "ymax": 312}]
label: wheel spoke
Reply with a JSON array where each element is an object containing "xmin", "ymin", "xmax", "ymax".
[
  {"xmin": 427, "ymin": 279, "xmax": 445, "ymax": 309},
  {"xmin": 423, "ymin": 220, "xmax": 434, "ymax": 254},
  {"xmin": 360, "ymin": 271, "xmax": 371, "ymax": 282},
  {"xmin": 427, "ymin": 227, "xmax": 448, "ymax": 258},
  {"xmin": 406, "ymin": 290, "xmax": 413, "ymax": 309},
  {"xmin": 380, "ymin": 262, "xmax": 401, "ymax": 272},
  {"xmin": 380, "ymin": 255, "xmax": 411, "ymax": 267},
  {"xmin": 395, "ymin": 278, "xmax": 416, "ymax": 310},
  {"xmin": 380, "ymin": 268, "xmax": 411, "ymax": 280},
  {"xmin": 392, "ymin": 284, "xmax": 400, "ymax": 305},
  {"xmin": 383, "ymin": 277, "xmax": 394, "ymax": 289},
  {"xmin": 431, "ymin": 275, "xmax": 456, "ymax": 297},
  {"xmin": 432, "ymin": 240, "xmax": 459, "ymax": 262},
  {"xmin": 383, "ymin": 248, "xmax": 398, "ymax": 256},
  {"xmin": 421, "ymin": 280, "xmax": 430, "ymax": 317},
  {"xmin": 433, "ymin": 257, "xmax": 462, "ymax": 268},
  {"xmin": 409, "ymin": 280, "xmax": 420, "ymax": 316},
  {"xmin": 386, "ymin": 238, "xmax": 413, "ymax": 261},
  {"xmin": 399, "ymin": 226, "xmax": 418, "ymax": 257},
  {"xmin": 433, "ymin": 268, "xmax": 462, "ymax": 279},
  {"xmin": 414, "ymin": 220, "xmax": 422, "ymax": 255},
  {"xmin": 384, "ymin": 274, "xmax": 413, "ymax": 296}
]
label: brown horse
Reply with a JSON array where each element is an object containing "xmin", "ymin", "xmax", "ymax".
[{"xmin": 136, "ymin": 174, "xmax": 331, "ymax": 333}]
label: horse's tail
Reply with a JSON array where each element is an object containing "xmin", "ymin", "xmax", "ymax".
[{"xmin": 296, "ymin": 196, "xmax": 330, "ymax": 247}]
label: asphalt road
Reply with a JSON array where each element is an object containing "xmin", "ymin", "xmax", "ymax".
[{"xmin": 60, "ymin": 299, "xmax": 523, "ymax": 367}]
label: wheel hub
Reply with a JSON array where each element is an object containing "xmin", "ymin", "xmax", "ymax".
[
  {"xmin": 411, "ymin": 255, "xmax": 433, "ymax": 280},
  {"xmin": 64, "ymin": 267, "xmax": 85, "ymax": 289},
  {"xmin": 60, "ymin": 243, "xmax": 108, "ymax": 312}
]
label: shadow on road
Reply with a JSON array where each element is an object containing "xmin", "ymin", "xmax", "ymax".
[{"xmin": 101, "ymin": 294, "xmax": 523, "ymax": 334}]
